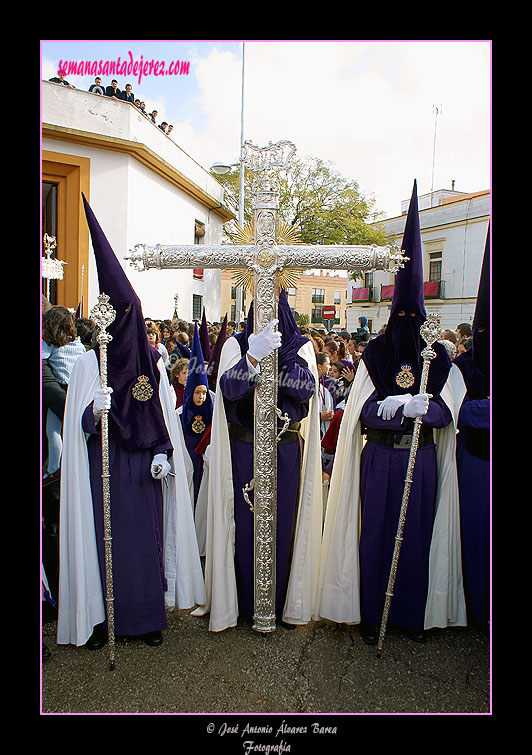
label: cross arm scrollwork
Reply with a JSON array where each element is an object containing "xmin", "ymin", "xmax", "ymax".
[
  {"xmin": 125, "ymin": 242, "xmax": 407, "ymax": 275},
  {"xmin": 125, "ymin": 244, "xmax": 255, "ymax": 272}
]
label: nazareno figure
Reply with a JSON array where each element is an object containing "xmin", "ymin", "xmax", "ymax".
[
  {"xmin": 57, "ymin": 196, "xmax": 205, "ymax": 650},
  {"xmin": 317, "ymin": 181, "xmax": 467, "ymax": 643},
  {"xmin": 452, "ymin": 226, "xmax": 490, "ymax": 625},
  {"xmin": 192, "ymin": 289, "xmax": 324, "ymax": 631}
]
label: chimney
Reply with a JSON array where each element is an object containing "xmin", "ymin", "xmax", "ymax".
[{"xmin": 451, "ymin": 180, "xmax": 455, "ymax": 191}]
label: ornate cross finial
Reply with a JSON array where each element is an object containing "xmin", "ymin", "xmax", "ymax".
[
  {"xmin": 90, "ymin": 293, "xmax": 116, "ymax": 345},
  {"xmin": 420, "ymin": 313, "xmax": 441, "ymax": 360},
  {"xmin": 420, "ymin": 313, "xmax": 441, "ymax": 346},
  {"xmin": 43, "ymin": 234, "xmax": 57, "ymax": 258}
]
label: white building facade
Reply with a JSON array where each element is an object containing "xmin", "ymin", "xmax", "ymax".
[
  {"xmin": 346, "ymin": 189, "xmax": 490, "ymax": 334},
  {"xmin": 41, "ymin": 81, "xmax": 236, "ymax": 322}
]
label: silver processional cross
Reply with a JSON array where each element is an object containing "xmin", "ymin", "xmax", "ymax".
[{"xmin": 125, "ymin": 139, "xmax": 406, "ymax": 633}]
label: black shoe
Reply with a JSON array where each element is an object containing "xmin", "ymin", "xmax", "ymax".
[
  {"xmin": 142, "ymin": 631, "xmax": 163, "ymax": 646},
  {"xmin": 42, "ymin": 644, "xmax": 51, "ymax": 661},
  {"xmin": 279, "ymin": 621, "xmax": 297, "ymax": 630},
  {"xmin": 360, "ymin": 622, "xmax": 379, "ymax": 645},
  {"xmin": 403, "ymin": 628, "xmax": 426, "ymax": 643},
  {"xmin": 85, "ymin": 628, "xmax": 108, "ymax": 650}
]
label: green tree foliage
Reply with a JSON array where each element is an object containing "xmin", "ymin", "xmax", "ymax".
[
  {"xmin": 279, "ymin": 156, "xmax": 386, "ymax": 247},
  {"xmin": 296, "ymin": 312, "xmax": 310, "ymax": 328},
  {"xmin": 212, "ymin": 154, "xmax": 387, "ymax": 281}
]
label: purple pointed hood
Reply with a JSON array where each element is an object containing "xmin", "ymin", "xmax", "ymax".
[
  {"xmin": 233, "ymin": 289, "xmax": 307, "ymax": 369},
  {"xmin": 277, "ymin": 288, "xmax": 309, "ymax": 370},
  {"xmin": 233, "ymin": 300, "xmax": 254, "ymax": 355},
  {"xmin": 454, "ymin": 225, "xmax": 490, "ymax": 398},
  {"xmin": 362, "ymin": 180, "xmax": 450, "ymax": 398},
  {"xmin": 471, "ymin": 224, "xmax": 490, "ymax": 375},
  {"xmin": 206, "ymin": 313, "xmax": 227, "ymax": 391},
  {"xmin": 82, "ymin": 194, "xmax": 170, "ymax": 451},
  {"xmin": 181, "ymin": 323, "xmax": 213, "ymax": 435},
  {"xmin": 390, "ymin": 180, "xmax": 426, "ymax": 320},
  {"xmin": 199, "ymin": 308, "xmax": 212, "ymax": 361}
]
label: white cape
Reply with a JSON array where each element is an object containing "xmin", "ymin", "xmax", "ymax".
[
  {"xmin": 191, "ymin": 337, "xmax": 323, "ymax": 631},
  {"xmin": 316, "ymin": 360, "xmax": 467, "ymax": 630},
  {"xmin": 57, "ymin": 349, "xmax": 205, "ymax": 647}
]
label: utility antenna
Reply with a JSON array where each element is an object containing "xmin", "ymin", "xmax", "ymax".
[{"xmin": 431, "ymin": 104, "xmax": 442, "ymax": 207}]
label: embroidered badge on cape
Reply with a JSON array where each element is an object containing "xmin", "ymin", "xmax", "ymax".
[
  {"xmin": 132, "ymin": 375, "xmax": 154, "ymax": 401},
  {"xmin": 395, "ymin": 363, "xmax": 415, "ymax": 389},
  {"xmin": 191, "ymin": 415, "xmax": 206, "ymax": 434}
]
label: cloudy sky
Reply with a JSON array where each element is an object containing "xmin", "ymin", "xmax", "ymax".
[{"xmin": 41, "ymin": 39, "xmax": 491, "ymax": 219}]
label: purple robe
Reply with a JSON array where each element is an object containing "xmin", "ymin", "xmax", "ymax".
[
  {"xmin": 82, "ymin": 406, "xmax": 171, "ymax": 636},
  {"xmin": 219, "ymin": 354, "xmax": 314, "ymax": 617},
  {"xmin": 182, "ymin": 428, "xmax": 205, "ymax": 506},
  {"xmin": 358, "ymin": 392, "xmax": 452, "ymax": 631},
  {"xmin": 456, "ymin": 395, "xmax": 490, "ymax": 622}
]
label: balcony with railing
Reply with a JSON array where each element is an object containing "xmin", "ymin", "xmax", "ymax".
[
  {"xmin": 380, "ymin": 280, "xmax": 445, "ymax": 301},
  {"xmin": 351, "ymin": 286, "xmax": 374, "ymax": 303}
]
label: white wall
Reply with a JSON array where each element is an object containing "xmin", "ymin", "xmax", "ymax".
[
  {"xmin": 42, "ymin": 132, "xmax": 225, "ymax": 322},
  {"xmin": 125, "ymin": 156, "xmax": 223, "ymax": 321},
  {"xmin": 43, "ymin": 80, "xmax": 230, "ymax": 322},
  {"xmin": 347, "ymin": 193, "xmax": 490, "ymax": 333},
  {"xmin": 42, "ymin": 81, "xmax": 226, "ymax": 201}
]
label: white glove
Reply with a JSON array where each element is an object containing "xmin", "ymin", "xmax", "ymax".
[
  {"xmin": 377, "ymin": 394, "xmax": 412, "ymax": 421},
  {"xmin": 93, "ymin": 386, "xmax": 113, "ymax": 420},
  {"xmin": 403, "ymin": 393, "xmax": 432, "ymax": 419},
  {"xmin": 247, "ymin": 319, "xmax": 282, "ymax": 363},
  {"xmin": 151, "ymin": 453, "xmax": 171, "ymax": 479}
]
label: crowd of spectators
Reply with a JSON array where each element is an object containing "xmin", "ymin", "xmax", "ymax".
[{"xmin": 48, "ymin": 71, "xmax": 174, "ymax": 136}]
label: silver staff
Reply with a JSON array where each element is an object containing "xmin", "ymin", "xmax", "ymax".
[
  {"xmin": 377, "ymin": 313, "xmax": 442, "ymax": 658},
  {"xmin": 90, "ymin": 293, "xmax": 117, "ymax": 670}
]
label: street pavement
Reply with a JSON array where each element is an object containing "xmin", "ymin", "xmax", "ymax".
[{"xmin": 41, "ymin": 605, "xmax": 490, "ymax": 726}]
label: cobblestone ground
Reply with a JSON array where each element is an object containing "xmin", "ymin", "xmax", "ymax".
[{"xmin": 42, "ymin": 606, "xmax": 490, "ymax": 732}]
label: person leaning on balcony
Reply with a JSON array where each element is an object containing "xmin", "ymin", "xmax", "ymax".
[
  {"xmin": 119, "ymin": 83, "xmax": 135, "ymax": 104},
  {"xmin": 105, "ymin": 79, "xmax": 121, "ymax": 99},
  {"xmin": 89, "ymin": 77, "xmax": 104, "ymax": 95},
  {"xmin": 49, "ymin": 70, "xmax": 73, "ymax": 88}
]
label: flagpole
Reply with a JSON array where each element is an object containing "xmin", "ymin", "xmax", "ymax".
[{"xmin": 236, "ymin": 41, "xmax": 246, "ymax": 325}]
